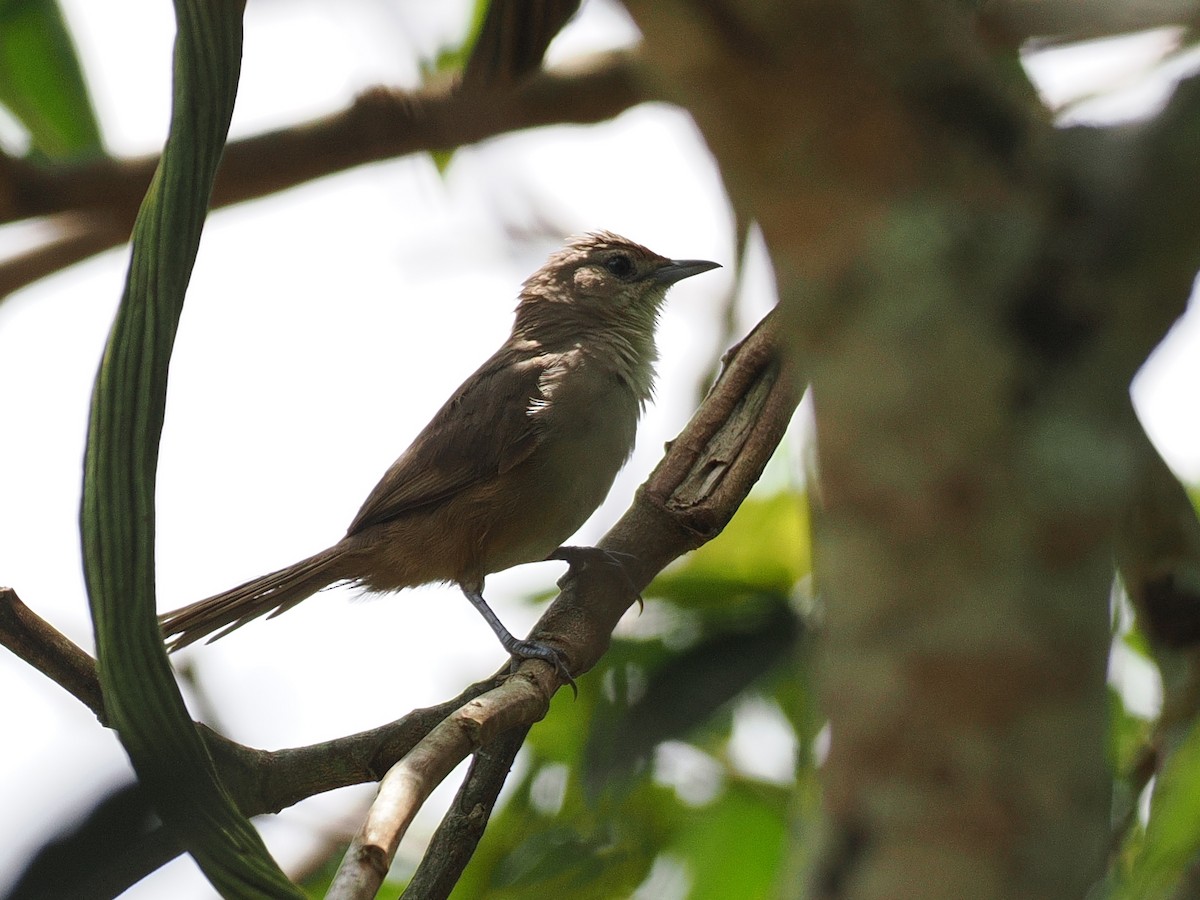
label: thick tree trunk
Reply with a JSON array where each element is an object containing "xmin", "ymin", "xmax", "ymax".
[{"xmin": 618, "ymin": 2, "xmax": 1183, "ymax": 896}]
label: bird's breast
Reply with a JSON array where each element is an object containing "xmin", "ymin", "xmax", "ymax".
[{"xmin": 479, "ymin": 374, "xmax": 640, "ymax": 574}]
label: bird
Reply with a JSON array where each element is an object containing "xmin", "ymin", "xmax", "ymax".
[{"xmin": 159, "ymin": 232, "xmax": 720, "ymax": 682}]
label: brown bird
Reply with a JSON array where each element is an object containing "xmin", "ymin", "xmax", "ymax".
[{"xmin": 160, "ymin": 232, "xmax": 719, "ymax": 680}]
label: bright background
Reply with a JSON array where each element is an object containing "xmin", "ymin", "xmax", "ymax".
[{"xmin": 0, "ymin": 3, "xmax": 1196, "ymax": 896}]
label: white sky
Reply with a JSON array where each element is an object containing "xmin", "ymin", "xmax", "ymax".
[{"xmin": 0, "ymin": 3, "xmax": 1197, "ymax": 897}]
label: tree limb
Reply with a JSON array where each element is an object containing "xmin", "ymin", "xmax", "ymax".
[
  {"xmin": 0, "ymin": 50, "xmax": 645, "ymax": 302},
  {"xmin": 618, "ymin": 3, "xmax": 1193, "ymax": 897},
  {"xmin": 326, "ymin": 682, "xmax": 547, "ymax": 899},
  {"xmin": 2, "ymin": 308, "xmax": 798, "ymax": 892},
  {"xmin": 0, "ymin": 587, "xmax": 106, "ymax": 724},
  {"xmin": 321, "ymin": 309, "xmax": 796, "ymax": 895},
  {"xmin": 400, "ymin": 725, "xmax": 529, "ymax": 900}
]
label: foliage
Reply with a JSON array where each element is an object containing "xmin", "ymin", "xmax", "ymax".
[{"xmin": 0, "ymin": 0, "xmax": 102, "ymax": 158}]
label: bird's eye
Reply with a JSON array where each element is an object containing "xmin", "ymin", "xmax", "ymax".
[{"xmin": 603, "ymin": 254, "xmax": 635, "ymax": 279}]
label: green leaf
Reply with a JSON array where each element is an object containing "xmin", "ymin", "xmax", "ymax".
[
  {"xmin": 79, "ymin": 1, "xmax": 301, "ymax": 896},
  {"xmin": 670, "ymin": 783, "xmax": 788, "ymax": 900},
  {"xmin": 0, "ymin": 0, "xmax": 103, "ymax": 158},
  {"xmin": 418, "ymin": 0, "xmax": 489, "ymax": 173},
  {"xmin": 422, "ymin": 0, "xmax": 490, "ymax": 82},
  {"xmin": 453, "ymin": 772, "xmax": 678, "ymax": 900},
  {"xmin": 1116, "ymin": 717, "xmax": 1200, "ymax": 899},
  {"xmin": 524, "ymin": 670, "xmax": 607, "ymax": 764},
  {"xmin": 649, "ymin": 492, "xmax": 810, "ymax": 608},
  {"xmin": 585, "ymin": 601, "xmax": 801, "ymax": 791},
  {"xmin": 1109, "ymin": 685, "xmax": 1151, "ymax": 773}
]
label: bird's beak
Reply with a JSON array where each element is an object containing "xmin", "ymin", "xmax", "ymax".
[{"xmin": 653, "ymin": 258, "xmax": 722, "ymax": 285}]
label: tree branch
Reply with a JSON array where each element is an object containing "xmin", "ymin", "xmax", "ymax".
[
  {"xmin": 0, "ymin": 587, "xmax": 106, "ymax": 723},
  {"xmin": 0, "ymin": 51, "xmax": 645, "ymax": 302},
  {"xmin": 327, "ymin": 681, "xmax": 547, "ymax": 899},
  {"xmin": 400, "ymin": 725, "xmax": 529, "ymax": 900},
  {"xmin": 2, "ymin": 308, "xmax": 798, "ymax": 892},
  {"xmin": 323, "ymin": 309, "xmax": 797, "ymax": 896},
  {"xmin": 0, "ymin": 590, "xmax": 503, "ymax": 814},
  {"xmin": 0, "ymin": 215, "xmax": 128, "ymax": 300}
]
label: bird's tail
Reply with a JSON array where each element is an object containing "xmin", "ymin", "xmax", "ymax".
[{"xmin": 159, "ymin": 546, "xmax": 348, "ymax": 651}]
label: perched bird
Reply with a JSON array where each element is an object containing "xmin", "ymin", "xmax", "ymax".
[{"xmin": 160, "ymin": 232, "xmax": 719, "ymax": 680}]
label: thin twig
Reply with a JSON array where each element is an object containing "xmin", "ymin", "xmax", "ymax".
[
  {"xmin": 401, "ymin": 725, "xmax": 529, "ymax": 900},
  {"xmin": 327, "ymin": 679, "xmax": 548, "ymax": 899},
  {"xmin": 0, "ymin": 214, "xmax": 128, "ymax": 301},
  {"xmin": 0, "ymin": 587, "xmax": 106, "ymax": 723}
]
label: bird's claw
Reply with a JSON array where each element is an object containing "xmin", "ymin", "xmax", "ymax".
[
  {"xmin": 546, "ymin": 545, "xmax": 644, "ymax": 611},
  {"xmin": 508, "ymin": 638, "xmax": 578, "ymax": 698}
]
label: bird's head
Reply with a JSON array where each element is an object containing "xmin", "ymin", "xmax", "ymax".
[{"xmin": 514, "ymin": 232, "xmax": 720, "ymax": 339}]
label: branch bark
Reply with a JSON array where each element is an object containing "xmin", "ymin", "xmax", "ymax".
[
  {"xmin": 326, "ymin": 682, "xmax": 546, "ymax": 899},
  {"xmin": 0, "ymin": 588, "xmax": 106, "ymax": 724}
]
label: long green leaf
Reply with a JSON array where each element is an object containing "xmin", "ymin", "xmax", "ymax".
[
  {"xmin": 79, "ymin": 1, "xmax": 301, "ymax": 896},
  {"xmin": 0, "ymin": 0, "xmax": 103, "ymax": 158}
]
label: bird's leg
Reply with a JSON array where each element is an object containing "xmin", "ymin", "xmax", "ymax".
[
  {"xmin": 460, "ymin": 584, "xmax": 577, "ymax": 695},
  {"xmin": 546, "ymin": 546, "xmax": 643, "ymax": 611}
]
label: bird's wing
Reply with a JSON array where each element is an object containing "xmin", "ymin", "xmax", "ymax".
[{"xmin": 346, "ymin": 345, "xmax": 561, "ymax": 534}]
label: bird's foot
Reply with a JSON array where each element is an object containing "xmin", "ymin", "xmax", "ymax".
[
  {"xmin": 507, "ymin": 638, "xmax": 577, "ymax": 697},
  {"xmin": 461, "ymin": 585, "xmax": 578, "ymax": 696},
  {"xmin": 546, "ymin": 545, "xmax": 643, "ymax": 611}
]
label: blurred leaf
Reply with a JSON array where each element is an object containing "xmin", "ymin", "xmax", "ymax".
[
  {"xmin": 423, "ymin": 0, "xmax": 489, "ymax": 82},
  {"xmin": 1123, "ymin": 621, "xmax": 1153, "ymax": 661},
  {"xmin": 454, "ymin": 690, "xmax": 682, "ymax": 898},
  {"xmin": 1109, "ymin": 685, "xmax": 1152, "ymax": 773},
  {"xmin": 420, "ymin": 0, "xmax": 489, "ymax": 173},
  {"xmin": 768, "ymin": 624, "xmax": 823, "ymax": 771},
  {"xmin": 671, "ymin": 783, "xmax": 788, "ymax": 900},
  {"xmin": 524, "ymin": 671, "xmax": 608, "ymax": 764},
  {"xmin": 79, "ymin": 1, "xmax": 300, "ymax": 896},
  {"xmin": 585, "ymin": 601, "xmax": 801, "ymax": 791},
  {"xmin": 1109, "ymin": 685, "xmax": 1153, "ymax": 872},
  {"xmin": 0, "ymin": 0, "xmax": 103, "ymax": 157},
  {"xmin": 649, "ymin": 492, "xmax": 810, "ymax": 608},
  {"xmin": 430, "ymin": 147, "xmax": 455, "ymax": 173},
  {"xmin": 1116, "ymin": 717, "xmax": 1200, "ymax": 899},
  {"xmin": 450, "ymin": 776, "xmax": 669, "ymax": 899},
  {"xmin": 489, "ymin": 825, "xmax": 645, "ymax": 897}
]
